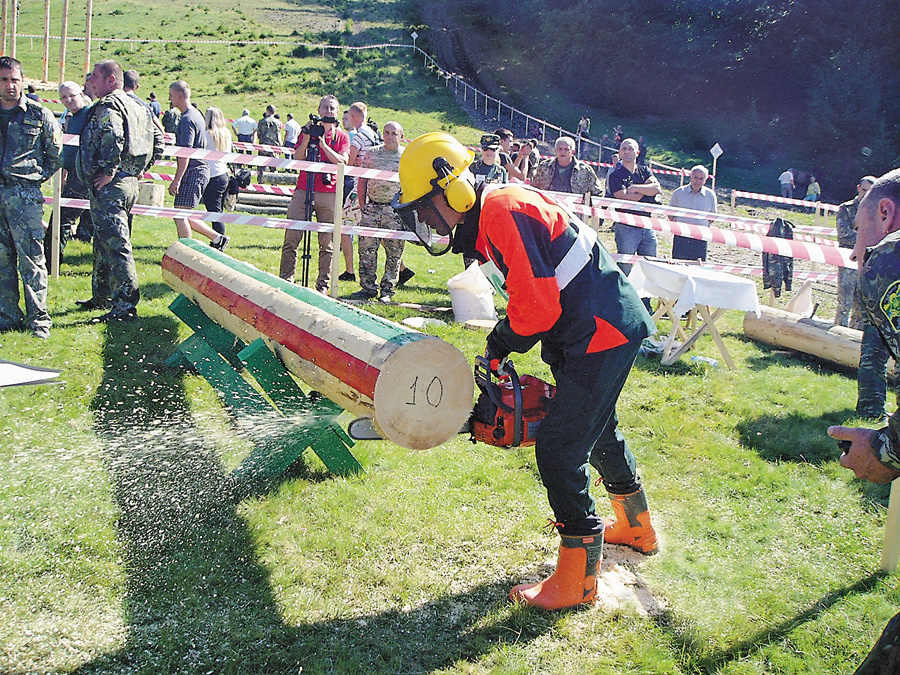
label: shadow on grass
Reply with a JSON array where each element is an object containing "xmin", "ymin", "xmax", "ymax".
[
  {"xmin": 736, "ymin": 409, "xmax": 856, "ymax": 465},
  {"xmin": 75, "ymin": 314, "xmax": 556, "ymax": 673},
  {"xmin": 658, "ymin": 572, "xmax": 884, "ymax": 674}
]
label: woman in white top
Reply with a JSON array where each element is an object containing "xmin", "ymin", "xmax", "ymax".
[{"xmin": 202, "ymin": 107, "xmax": 233, "ymax": 236}]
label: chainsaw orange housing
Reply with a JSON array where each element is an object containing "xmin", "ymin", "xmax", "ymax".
[{"xmin": 472, "ymin": 374, "xmax": 555, "ymax": 447}]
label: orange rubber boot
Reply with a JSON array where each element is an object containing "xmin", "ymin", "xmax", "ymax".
[
  {"xmin": 509, "ymin": 533, "xmax": 603, "ymax": 610},
  {"xmin": 602, "ymin": 488, "xmax": 659, "ymax": 555}
]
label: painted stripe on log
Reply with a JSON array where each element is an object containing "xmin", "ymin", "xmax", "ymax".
[{"xmin": 161, "ymin": 239, "xmax": 474, "ymax": 449}]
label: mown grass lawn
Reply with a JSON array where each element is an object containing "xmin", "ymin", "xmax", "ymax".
[{"xmin": 1, "ymin": 208, "xmax": 896, "ymax": 674}]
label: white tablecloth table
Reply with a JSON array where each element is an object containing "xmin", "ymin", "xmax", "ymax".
[{"xmin": 628, "ymin": 259, "xmax": 761, "ymax": 369}]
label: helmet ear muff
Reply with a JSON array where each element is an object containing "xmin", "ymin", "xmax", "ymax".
[{"xmin": 432, "ymin": 156, "xmax": 476, "ymax": 212}]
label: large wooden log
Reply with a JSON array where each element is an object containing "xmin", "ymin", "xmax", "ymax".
[
  {"xmin": 743, "ymin": 305, "xmax": 871, "ymax": 370},
  {"xmin": 162, "ymin": 239, "xmax": 474, "ymax": 450}
]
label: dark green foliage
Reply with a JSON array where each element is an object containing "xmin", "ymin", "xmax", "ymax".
[{"xmin": 442, "ymin": 0, "xmax": 900, "ymax": 196}]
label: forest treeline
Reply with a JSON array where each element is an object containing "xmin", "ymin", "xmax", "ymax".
[{"xmin": 424, "ymin": 0, "xmax": 899, "ymax": 195}]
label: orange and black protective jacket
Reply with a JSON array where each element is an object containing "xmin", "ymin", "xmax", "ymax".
[{"xmin": 474, "ymin": 185, "xmax": 654, "ymax": 378}]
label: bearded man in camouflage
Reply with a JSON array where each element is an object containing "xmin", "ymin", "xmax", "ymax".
[
  {"xmin": 77, "ymin": 60, "xmax": 162, "ymax": 322},
  {"xmin": 0, "ymin": 56, "xmax": 61, "ymax": 339}
]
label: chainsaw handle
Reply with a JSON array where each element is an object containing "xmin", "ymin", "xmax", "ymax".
[{"xmin": 473, "ymin": 355, "xmax": 518, "ymax": 414}]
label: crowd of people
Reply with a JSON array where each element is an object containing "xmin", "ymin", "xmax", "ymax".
[{"xmin": 6, "ymin": 53, "xmax": 900, "ymax": 666}]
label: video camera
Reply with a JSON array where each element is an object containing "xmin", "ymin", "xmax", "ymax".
[{"xmin": 306, "ymin": 113, "xmax": 338, "ymax": 142}]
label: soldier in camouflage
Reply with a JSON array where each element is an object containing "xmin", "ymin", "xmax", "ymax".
[
  {"xmin": 835, "ymin": 176, "xmax": 876, "ymax": 328},
  {"xmin": 0, "ymin": 56, "xmax": 62, "ymax": 339},
  {"xmin": 531, "ymin": 136, "xmax": 602, "ymax": 196},
  {"xmin": 77, "ymin": 59, "xmax": 163, "ymax": 322},
  {"xmin": 353, "ymin": 121, "xmax": 405, "ymax": 301},
  {"xmin": 828, "ymin": 168, "xmax": 900, "ymax": 673}
]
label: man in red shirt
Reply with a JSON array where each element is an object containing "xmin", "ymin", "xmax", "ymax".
[
  {"xmin": 279, "ymin": 95, "xmax": 350, "ymax": 293},
  {"xmin": 392, "ymin": 133, "xmax": 659, "ymax": 611}
]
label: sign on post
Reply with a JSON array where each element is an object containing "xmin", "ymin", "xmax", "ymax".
[{"xmin": 710, "ymin": 143, "xmax": 723, "ymax": 190}]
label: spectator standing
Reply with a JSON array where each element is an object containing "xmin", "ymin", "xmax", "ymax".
[
  {"xmin": 201, "ymin": 107, "xmax": 233, "ymax": 237},
  {"xmin": 279, "ymin": 95, "xmax": 350, "ymax": 293},
  {"xmin": 835, "ymin": 176, "xmax": 876, "ymax": 328},
  {"xmin": 828, "ymin": 168, "xmax": 900, "ymax": 673},
  {"xmin": 168, "ymin": 80, "xmax": 228, "ymax": 251},
  {"xmin": 576, "ymin": 114, "xmax": 590, "ymax": 159},
  {"xmin": 161, "ymin": 102, "xmax": 180, "ymax": 134},
  {"xmin": 283, "ymin": 112, "xmax": 301, "ymax": 148},
  {"xmin": 637, "ymin": 136, "xmax": 649, "ymax": 167},
  {"xmin": 25, "ymin": 84, "xmax": 39, "ymax": 102},
  {"xmin": 669, "ymin": 165, "xmax": 718, "ymax": 261},
  {"xmin": 77, "ymin": 59, "xmax": 162, "ymax": 322},
  {"xmin": 44, "ymin": 81, "xmax": 92, "ymax": 269},
  {"xmin": 471, "ymin": 134, "xmax": 508, "ymax": 186},
  {"xmin": 779, "ymin": 169, "xmax": 795, "ymax": 199},
  {"xmin": 354, "ymin": 121, "xmax": 405, "ymax": 301},
  {"xmin": 232, "ymin": 108, "xmax": 257, "ymax": 143},
  {"xmin": 340, "ymin": 101, "xmax": 380, "ymax": 283},
  {"xmin": 256, "ymin": 104, "xmax": 281, "ymax": 182},
  {"xmin": 148, "ymin": 92, "xmax": 161, "ymax": 118},
  {"xmin": 123, "ymin": 70, "xmax": 164, "ymax": 135},
  {"xmin": 531, "ymin": 136, "xmax": 601, "ymax": 196},
  {"xmin": 0, "ymin": 56, "xmax": 61, "ymax": 339},
  {"xmin": 803, "ymin": 175, "xmax": 821, "ymax": 211},
  {"xmin": 607, "ymin": 138, "xmax": 661, "ymax": 275},
  {"xmin": 492, "ymin": 128, "xmax": 526, "ymax": 181}
]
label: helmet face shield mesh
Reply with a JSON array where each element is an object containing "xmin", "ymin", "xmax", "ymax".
[{"xmin": 391, "ymin": 191, "xmax": 453, "ymax": 256}]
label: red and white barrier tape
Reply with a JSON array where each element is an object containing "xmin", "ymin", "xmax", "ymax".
[{"xmin": 732, "ymin": 189, "xmax": 839, "ymax": 213}]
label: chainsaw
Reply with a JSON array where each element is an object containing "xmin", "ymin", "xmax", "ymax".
[
  {"xmin": 346, "ymin": 357, "xmax": 555, "ymax": 448},
  {"xmin": 468, "ymin": 356, "xmax": 555, "ymax": 448}
]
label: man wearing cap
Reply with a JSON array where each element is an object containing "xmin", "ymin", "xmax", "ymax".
[
  {"xmin": 232, "ymin": 108, "xmax": 257, "ymax": 144},
  {"xmin": 471, "ymin": 135, "xmax": 508, "ymax": 186},
  {"xmin": 531, "ymin": 136, "xmax": 602, "ymax": 197}
]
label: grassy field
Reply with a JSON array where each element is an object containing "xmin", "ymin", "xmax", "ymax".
[{"xmin": 2, "ymin": 1, "xmax": 897, "ymax": 674}]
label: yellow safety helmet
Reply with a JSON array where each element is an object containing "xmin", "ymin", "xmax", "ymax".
[{"xmin": 391, "ymin": 132, "xmax": 477, "ymax": 255}]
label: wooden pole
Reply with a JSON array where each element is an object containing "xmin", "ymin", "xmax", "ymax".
[
  {"xmin": 9, "ymin": 0, "xmax": 16, "ymax": 59},
  {"xmin": 50, "ymin": 170, "xmax": 62, "ymax": 278},
  {"xmin": 329, "ymin": 163, "xmax": 345, "ymax": 298},
  {"xmin": 42, "ymin": 0, "xmax": 51, "ymax": 81},
  {"xmin": 161, "ymin": 239, "xmax": 474, "ymax": 450},
  {"xmin": 1, "ymin": 0, "xmax": 7, "ymax": 56},
  {"xmin": 84, "ymin": 0, "xmax": 92, "ymax": 78},
  {"xmin": 58, "ymin": 0, "xmax": 70, "ymax": 85},
  {"xmin": 881, "ymin": 481, "xmax": 900, "ymax": 572},
  {"xmin": 712, "ymin": 155, "xmax": 718, "ymax": 192},
  {"xmin": 731, "ymin": 189, "xmax": 736, "ymax": 215}
]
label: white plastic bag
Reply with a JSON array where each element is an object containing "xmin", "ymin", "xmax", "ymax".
[{"xmin": 446, "ymin": 262, "xmax": 498, "ymax": 323}]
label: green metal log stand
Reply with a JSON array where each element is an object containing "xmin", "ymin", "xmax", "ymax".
[{"xmin": 165, "ymin": 294, "xmax": 363, "ymax": 483}]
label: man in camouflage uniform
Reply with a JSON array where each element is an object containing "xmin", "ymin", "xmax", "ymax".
[
  {"xmin": 353, "ymin": 121, "xmax": 405, "ymax": 302},
  {"xmin": 835, "ymin": 176, "xmax": 877, "ymax": 328},
  {"xmin": 531, "ymin": 136, "xmax": 602, "ymax": 197},
  {"xmin": 834, "ymin": 176, "xmax": 889, "ymax": 418},
  {"xmin": 0, "ymin": 56, "xmax": 61, "ymax": 339},
  {"xmin": 77, "ymin": 59, "xmax": 163, "ymax": 322},
  {"xmin": 829, "ymin": 168, "xmax": 900, "ymax": 673}
]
